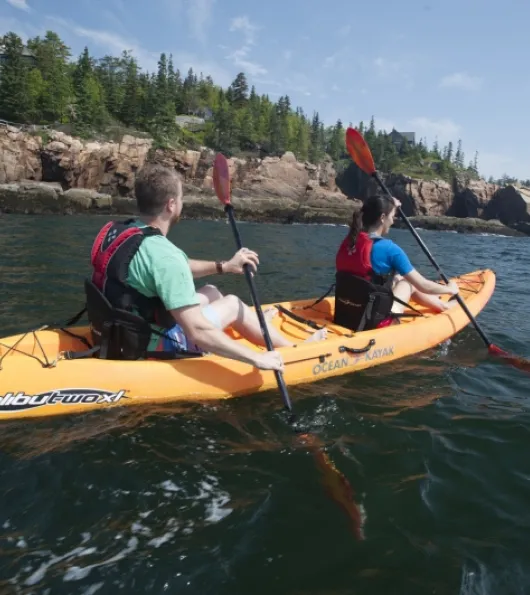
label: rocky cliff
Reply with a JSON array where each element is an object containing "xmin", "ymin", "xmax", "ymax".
[
  {"xmin": 0, "ymin": 126, "xmax": 528, "ymax": 234},
  {"xmin": 0, "ymin": 126, "xmax": 356, "ymax": 224}
]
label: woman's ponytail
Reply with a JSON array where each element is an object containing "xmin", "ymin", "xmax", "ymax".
[
  {"xmin": 347, "ymin": 194, "xmax": 396, "ymax": 247},
  {"xmin": 347, "ymin": 208, "xmax": 363, "ymax": 248}
]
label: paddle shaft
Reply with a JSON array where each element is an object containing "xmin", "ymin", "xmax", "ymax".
[
  {"xmin": 372, "ymin": 171, "xmax": 493, "ymax": 349},
  {"xmin": 224, "ymin": 204, "xmax": 294, "ymax": 413}
]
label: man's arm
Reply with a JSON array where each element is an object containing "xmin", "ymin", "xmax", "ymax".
[
  {"xmin": 171, "ymin": 304, "xmax": 283, "ymax": 370},
  {"xmin": 188, "ymin": 248, "xmax": 260, "ymax": 278},
  {"xmin": 188, "ymin": 259, "xmax": 222, "ymax": 278}
]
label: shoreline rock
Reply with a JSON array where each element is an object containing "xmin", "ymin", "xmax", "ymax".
[
  {"xmin": 0, "ymin": 126, "xmax": 529, "ymax": 235},
  {"xmin": 0, "ymin": 180, "xmax": 525, "ymax": 236},
  {"xmin": 392, "ymin": 215, "xmax": 525, "ymax": 237}
]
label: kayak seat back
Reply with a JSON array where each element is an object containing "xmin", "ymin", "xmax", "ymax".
[
  {"xmin": 333, "ymin": 271, "xmax": 394, "ymax": 331},
  {"xmin": 84, "ymin": 278, "xmax": 152, "ymax": 360}
]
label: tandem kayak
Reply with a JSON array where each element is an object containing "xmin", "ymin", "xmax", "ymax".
[{"xmin": 0, "ymin": 269, "xmax": 495, "ymax": 421}]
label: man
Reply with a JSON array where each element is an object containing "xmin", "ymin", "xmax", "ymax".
[{"xmin": 89, "ymin": 163, "xmax": 326, "ymax": 371}]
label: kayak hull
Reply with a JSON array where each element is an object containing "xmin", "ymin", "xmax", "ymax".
[{"xmin": 0, "ymin": 269, "xmax": 495, "ymax": 421}]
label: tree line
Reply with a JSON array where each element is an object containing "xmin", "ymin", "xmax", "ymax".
[{"xmin": 1, "ymin": 29, "xmax": 525, "ymax": 185}]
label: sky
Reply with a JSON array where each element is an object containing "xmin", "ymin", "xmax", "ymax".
[{"xmin": 1, "ymin": 0, "xmax": 530, "ymax": 180}]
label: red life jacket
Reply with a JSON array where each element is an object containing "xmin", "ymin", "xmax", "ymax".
[
  {"xmin": 89, "ymin": 219, "xmax": 174, "ymax": 329},
  {"xmin": 336, "ymin": 231, "xmax": 376, "ymax": 280},
  {"xmin": 333, "ymin": 231, "xmax": 394, "ymax": 331}
]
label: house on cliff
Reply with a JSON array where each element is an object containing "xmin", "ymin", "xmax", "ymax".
[
  {"xmin": 0, "ymin": 45, "xmax": 36, "ymax": 67},
  {"xmin": 390, "ymin": 129, "xmax": 415, "ymax": 149}
]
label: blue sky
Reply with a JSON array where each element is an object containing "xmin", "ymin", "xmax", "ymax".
[{"xmin": 2, "ymin": 0, "xmax": 529, "ymax": 180}]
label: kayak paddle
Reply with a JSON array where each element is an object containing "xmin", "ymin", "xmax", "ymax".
[
  {"xmin": 212, "ymin": 153, "xmax": 365, "ymax": 539},
  {"xmin": 212, "ymin": 153, "xmax": 294, "ymax": 415},
  {"xmin": 345, "ymin": 126, "xmax": 530, "ymax": 373}
]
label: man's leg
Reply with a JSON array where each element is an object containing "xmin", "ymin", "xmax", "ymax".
[
  {"xmin": 197, "ymin": 284, "xmax": 224, "ymax": 306},
  {"xmin": 203, "ymin": 295, "xmax": 326, "ymax": 347},
  {"xmin": 197, "ymin": 284, "xmax": 279, "ymax": 321}
]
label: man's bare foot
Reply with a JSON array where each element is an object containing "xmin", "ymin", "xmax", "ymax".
[
  {"xmin": 302, "ymin": 328, "xmax": 328, "ymax": 343},
  {"xmin": 263, "ymin": 307, "xmax": 278, "ymax": 322}
]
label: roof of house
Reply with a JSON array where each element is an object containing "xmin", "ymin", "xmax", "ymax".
[
  {"xmin": 175, "ymin": 115, "xmax": 205, "ymax": 126},
  {"xmin": 0, "ymin": 46, "xmax": 36, "ymax": 58},
  {"xmin": 399, "ymin": 131, "xmax": 415, "ymax": 142},
  {"xmin": 389, "ymin": 129, "xmax": 415, "ymax": 142}
]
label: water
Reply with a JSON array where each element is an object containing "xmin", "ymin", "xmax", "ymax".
[{"xmin": 0, "ymin": 214, "xmax": 529, "ymax": 594}]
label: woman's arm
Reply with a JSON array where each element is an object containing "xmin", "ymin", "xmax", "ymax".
[{"xmin": 404, "ymin": 269, "xmax": 458, "ymax": 296}]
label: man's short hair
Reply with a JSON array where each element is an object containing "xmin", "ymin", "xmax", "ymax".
[{"xmin": 134, "ymin": 164, "xmax": 182, "ymax": 216}]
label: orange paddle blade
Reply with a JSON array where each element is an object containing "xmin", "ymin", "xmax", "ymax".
[
  {"xmin": 213, "ymin": 153, "xmax": 231, "ymax": 205},
  {"xmin": 296, "ymin": 433, "xmax": 364, "ymax": 540},
  {"xmin": 489, "ymin": 344, "xmax": 530, "ymax": 373},
  {"xmin": 345, "ymin": 127, "xmax": 376, "ymax": 175}
]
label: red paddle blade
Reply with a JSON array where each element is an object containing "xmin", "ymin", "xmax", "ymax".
[
  {"xmin": 489, "ymin": 344, "xmax": 530, "ymax": 373},
  {"xmin": 345, "ymin": 127, "xmax": 376, "ymax": 175},
  {"xmin": 213, "ymin": 153, "xmax": 231, "ymax": 205},
  {"xmin": 296, "ymin": 433, "xmax": 364, "ymax": 540}
]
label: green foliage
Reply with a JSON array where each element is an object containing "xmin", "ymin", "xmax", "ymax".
[{"xmin": 2, "ymin": 28, "xmax": 522, "ymax": 184}]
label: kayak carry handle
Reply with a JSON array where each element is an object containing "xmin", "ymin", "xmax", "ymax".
[{"xmin": 339, "ymin": 339, "xmax": 375, "ymax": 355}]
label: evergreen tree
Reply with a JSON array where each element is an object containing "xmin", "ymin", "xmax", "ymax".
[
  {"xmin": 0, "ymin": 33, "xmax": 33, "ymax": 121},
  {"xmin": 27, "ymin": 31, "xmax": 71, "ymax": 123},
  {"xmin": 230, "ymin": 72, "xmax": 249, "ymax": 107},
  {"xmin": 120, "ymin": 55, "xmax": 140, "ymax": 126}
]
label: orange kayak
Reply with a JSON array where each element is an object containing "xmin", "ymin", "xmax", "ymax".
[{"xmin": 0, "ymin": 269, "xmax": 495, "ymax": 421}]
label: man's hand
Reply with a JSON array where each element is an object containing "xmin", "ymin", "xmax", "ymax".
[
  {"xmin": 224, "ymin": 247, "xmax": 259, "ymax": 274},
  {"xmin": 446, "ymin": 280, "xmax": 459, "ymax": 295},
  {"xmin": 253, "ymin": 350, "xmax": 284, "ymax": 371}
]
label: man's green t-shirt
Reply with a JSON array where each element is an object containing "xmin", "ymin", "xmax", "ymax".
[{"xmin": 125, "ymin": 221, "xmax": 199, "ymax": 348}]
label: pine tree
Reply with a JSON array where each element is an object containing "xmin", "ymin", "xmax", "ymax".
[
  {"xmin": 446, "ymin": 141, "xmax": 453, "ymax": 163},
  {"xmin": 120, "ymin": 55, "xmax": 140, "ymax": 126},
  {"xmin": 0, "ymin": 33, "xmax": 33, "ymax": 121},
  {"xmin": 230, "ymin": 72, "xmax": 249, "ymax": 107},
  {"xmin": 328, "ymin": 119, "xmax": 344, "ymax": 161},
  {"xmin": 454, "ymin": 139, "xmax": 464, "ymax": 168},
  {"xmin": 27, "ymin": 31, "xmax": 71, "ymax": 123},
  {"xmin": 72, "ymin": 47, "xmax": 107, "ymax": 132}
]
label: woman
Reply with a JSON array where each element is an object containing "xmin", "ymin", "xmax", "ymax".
[{"xmin": 334, "ymin": 194, "xmax": 459, "ymax": 330}]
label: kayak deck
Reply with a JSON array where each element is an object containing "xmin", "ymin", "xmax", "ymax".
[{"xmin": 0, "ymin": 269, "xmax": 495, "ymax": 420}]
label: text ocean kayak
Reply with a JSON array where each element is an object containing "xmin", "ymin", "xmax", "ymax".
[{"xmin": 0, "ymin": 269, "xmax": 495, "ymax": 421}]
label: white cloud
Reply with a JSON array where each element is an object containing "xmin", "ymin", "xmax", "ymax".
[
  {"xmin": 0, "ymin": 15, "xmax": 40, "ymax": 39},
  {"xmin": 323, "ymin": 53, "xmax": 338, "ymax": 68},
  {"xmin": 45, "ymin": 15, "xmax": 232, "ymax": 85},
  {"xmin": 439, "ymin": 72, "xmax": 482, "ymax": 91},
  {"xmin": 186, "ymin": 0, "xmax": 215, "ymax": 44},
  {"xmin": 283, "ymin": 49, "xmax": 292, "ymax": 61},
  {"xmin": 47, "ymin": 16, "xmax": 159, "ymax": 69},
  {"xmin": 375, "ymin": 118, "xmax": 396, "ymax": 133},
  {"xmin": 226, "ymin": 15, "xmax": 267, "ymax": 77},
  {"xmin": 371, "ymin": 55, "xmax": 415, "ymax": 89},
  {"xmin": 230, "ymin": 16, "xmax": 257, "ymax": 45},
  {"xmin": 338, "ymin": 24, "xmax": 351, "ymax": 37},
  {"xmin": 408, "ymin": 117, "xmax": 461, "ymax": 145},
  {"xmin": 373, "ymin": 56, "xmax": 404, "ymax": 76},
  {"xmin": 254, "ymin": 78, "xmax": 281, "ymax": 87},
  {"xmin": 6, "ymin": 0, "xmax": 30, "ymax": 12},
  {"xmin": 476, "ymin": 151, "xmax": 514, "ymax": 179}
]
